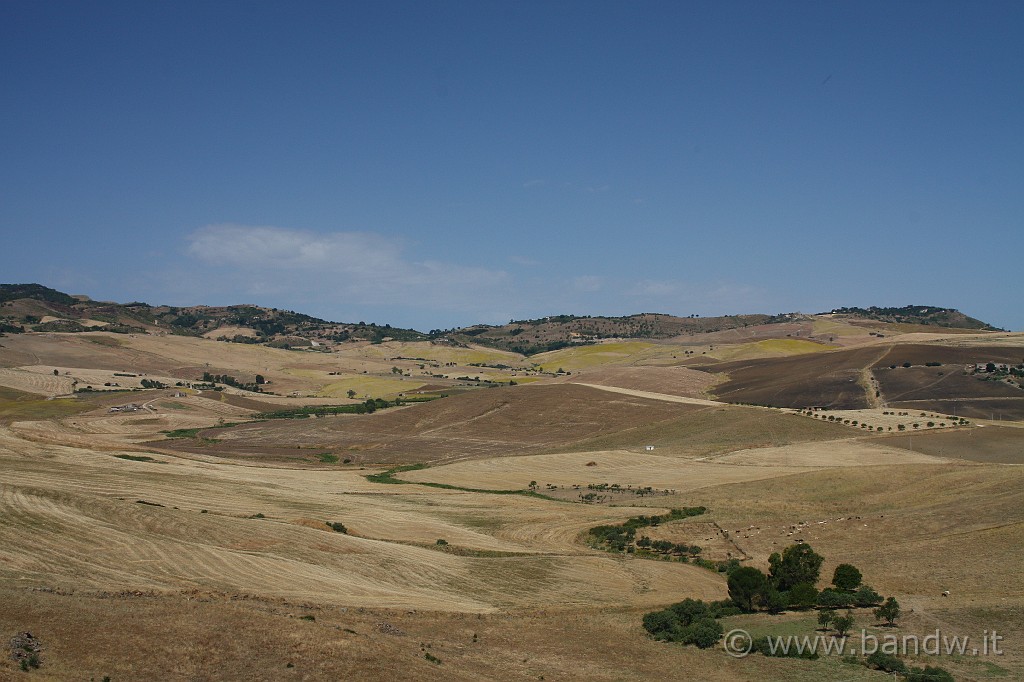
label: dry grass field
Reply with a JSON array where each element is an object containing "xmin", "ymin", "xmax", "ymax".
[
  {"xmin": 563, "ymin": 365, "xmax": 722, "ymax": 398},
  {"xmin": 1, "ymin": 329, "xmax": 1023, "ymax": 680}
]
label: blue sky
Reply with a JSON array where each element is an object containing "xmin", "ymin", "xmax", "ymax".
[{"xmin": 2, "ymin": 1, "xmax": 1021, "ymax": 331}]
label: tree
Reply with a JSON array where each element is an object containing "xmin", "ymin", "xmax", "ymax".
[
  {"xmin": 817, "ymin": 609, "xmax": 834, "ymax": 631},
  {"xmin": 832, "ymin": 611, "xmax": 855, "ymax": 637},
  {"xmin": 817, "ymin": 588, "xmax": 853, "ymax": 609},
  {"xmin": 788, "ymin": 582, "xmax": 819, "ymax": 610},
  {"xmin": 762, "ymin": 587, "xmax": 788, "ymax": 614},
  {"xmin": 874, "ymin": 596, "xmax": 901, "ymax": 626},
  {"xmin": 255, "ymin": 374, "xmax": 265, "ymax": 385},
  {"xmin": 853, "ymin": 585, "xmax": 883, "ymax": 607},
  {"xmin": 53, "ymin": 369, "xmax": 59, "ymax": 376},
  {"xmin": 728, "ymin": 566, "xmax": 768, "ymax": 612},
  {"xmin": 832, "ymin": 563, "xmax": 863, "ymax": 591},
  {"xmin": 769, "ymin": 543, "xmax": 824, "ymax": 591}
]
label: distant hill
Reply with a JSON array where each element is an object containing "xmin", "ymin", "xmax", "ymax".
[
  {"xmin": 0, "ymin": 283, "xmax": 1003, "ymax": 351},
  {"xmin": 436, "ymin": 312, "xmax": 795, "ymax": 355},
  {"xmin": 826, "ymin": 305, "xmax": 1001, "ymax": 331},
  {"xmin": 0, "ymin": 283, "xmax": 426, "ymax": 345}
]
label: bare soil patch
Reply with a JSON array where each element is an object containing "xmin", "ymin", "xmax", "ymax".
[
  {"xmin": 889, "ymin": 397, "xmax": 1024, "ymax": 422},
  {"xmin": 875, "ymin": 365, "xmax": 1022, "ymax": 402},
  {"xmin": 697, "ymin": 346, "xmax": 888, "ymax": 408},
  {"xmin": 167, "ymin": 384, "xmax": 702, "ymax": 466},
  {"xmin": 564, "ymin": 365, "xmax": 721, "ymax": 398}
]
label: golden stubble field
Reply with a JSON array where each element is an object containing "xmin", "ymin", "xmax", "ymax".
[{"xmin": 1, "ymin": 331, "xmax": 1023, "ymax": 680}]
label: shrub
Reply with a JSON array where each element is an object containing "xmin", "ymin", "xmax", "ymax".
[
  {"xmin": 682, "ymin": 618, "xmax": 723, "ymax": 649},
  {"xmin": 866, "ymin": 651, "xmax": 906, "ymax": 673},
  {"xmin": 906, "ymin": 666, "xmax": 954, "ymax": 682},
  {"xmin": 642, "ymin": 599, "xmax": 735, "ymax": 646},
  {"xmin": 642, "ymin": 610, "xmax": 681, "ymax": 641},
  {"xmin": 328, "ymin": 521, "xmax": 347, "ymax": 533}
]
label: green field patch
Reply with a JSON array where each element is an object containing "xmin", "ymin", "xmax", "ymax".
[
  {"xmin": 84, "ymin": 334, "xmax": 124, "ymax": 347},
  {"xmin": 114, "ymin": 454, "xmax": 165, "ymax": 463},
  {"xmin": 0, "ymin": 386, "xmax": 90, "ymax": 424},
  {"xmin": 163, "ymin": 427, "xmax": 203, "ymax": 439},
  {"xmin": 531, "ymin": 341, "xmax": 659, "ymax": 372}
]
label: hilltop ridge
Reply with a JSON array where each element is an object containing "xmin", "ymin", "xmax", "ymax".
[{"xmin": 0, "ymin": 283, "xmax": 1003, "ymax": 355}]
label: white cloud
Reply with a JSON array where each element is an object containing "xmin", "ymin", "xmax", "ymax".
[
  {"xmin": 184, "ymin": 224, "xmax": 509, "ymax": 311},
  {"xmin": 572, "ymin": 275, "xmax": 604, "ymax": 292},
  {"xmin": 188, "ymin": 224, "xmax": 402, "ymax": 274}
]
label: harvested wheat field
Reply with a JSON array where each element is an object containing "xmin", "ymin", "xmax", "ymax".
[
  {"xmin": 1, "ymin": 327, "xmax": 1023, "ymax": 681},
  {"xmin": 399, "ymin": 449, "xmax": 816, "ymax": 492}
]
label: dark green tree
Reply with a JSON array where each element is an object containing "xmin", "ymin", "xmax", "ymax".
[
  {"xmin": 832, "ymin": 611, "xmax": 855, "ymax": 637},
  {"xmin": 832, "ymin": 563, "xmax": 863, "ymax": 591},
  {"xmin": 727, "ymin": 566, "xmax": 768, "ymax": 612},
  {"xmin": 853, "ymin": 585, "xmax": 883, "ymax": 607},
  {"xmin": 769, "ymin": 544, "xmax": 824, "ymax": 591},
  {"xmin": 816, "ymin": 609, "xmax": 834, "ymax": 631},
  {"xmin": 817, "ymin": 588, "xmax": 853, "ymax": 609},
  {"xmin": 788, "ymin": 582, "xmax": 819, "ymax": 610},
  {"xmin": 762, "ymin": 587, "xmax": 788, "ymax": 614},
  {"xmin": 874, "ymin": 596, "xmax": 901, "ymax": 626}
]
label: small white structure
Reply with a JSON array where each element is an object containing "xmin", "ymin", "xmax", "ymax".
[{"xmin": 644, "ymin": 445, "xmax": 655, "ymax": 451}]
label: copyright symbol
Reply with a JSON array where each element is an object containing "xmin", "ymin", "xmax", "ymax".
[{"xmin": 723, "ymin": 629, "xmax": 752, "ymax": 658}]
